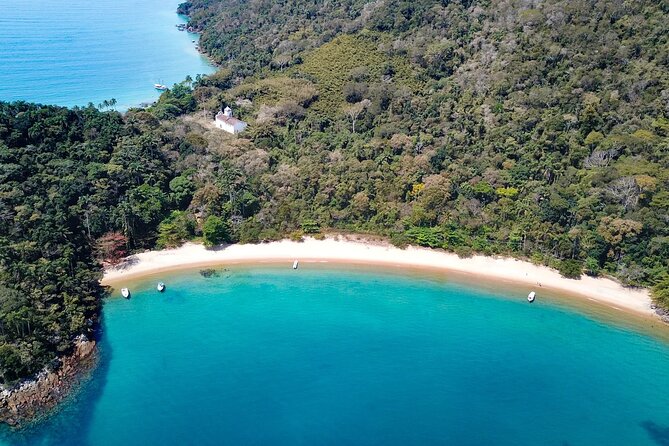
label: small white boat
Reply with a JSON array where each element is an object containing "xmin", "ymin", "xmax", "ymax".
[
  {"xmin": 157, "ymin": 282, "xmax": 165, "ymax": 292},
  {"xmin": 527, "ymin": 291, "xmax": 536, "ymax": 303},
  {"xmin": 293, "ymin": 260, "xmax": 299, "ymax": 270},
  {"xmin": 154, "ymin": 83, "xmax": 168, "ymax": 91},
  {"xmin": 121, "ymin": 288, "xmax": 130, "ymax": 299}
]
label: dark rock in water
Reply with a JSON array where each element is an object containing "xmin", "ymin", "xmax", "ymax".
[
  {"xmin": 640, "ymin": 420, "xmax": 669, "ymax": 446},
  {"xmin": 199, "ymin": 268, "xmax": 220, "ymax": 278}
]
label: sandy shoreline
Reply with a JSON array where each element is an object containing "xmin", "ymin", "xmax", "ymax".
[{"xmin": 102, "ymin": 236, "xmax": 655, "ymax": 317}]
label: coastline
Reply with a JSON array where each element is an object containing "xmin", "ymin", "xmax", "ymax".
[
  {"xmin": 178, "ymin": 10, "xmax": 222, "ymax": 70},
  {"xmin": 0, "ymin": 337, "xmax": 97, "ymax": 427},
  {"xmin": 103, "ymin": 235, "xmax": 655, "ymax": 318},
  {"xmin": 0, "ymin": 0, "xmax": 215, "ymax": 111}
]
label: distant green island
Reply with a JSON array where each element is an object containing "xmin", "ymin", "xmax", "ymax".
[{"xmin": 1, "ymin": 0, "xmax": 669, "ymax": 420}]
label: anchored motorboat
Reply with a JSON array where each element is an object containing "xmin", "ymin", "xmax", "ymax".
[
  {"xmin": 121, "ymin": 288, "xmax": 130, "ymax": 299},
  {"xmin": 157, "ymin": 282, "xmax": 165, "ymax": 292},
  {"xmin": 527, "ymin": 291, "xmax": 536, "ymax": 303},
  {"xmin": 293, "ymin": 260, "xmax": 299, "ymax": 270}
]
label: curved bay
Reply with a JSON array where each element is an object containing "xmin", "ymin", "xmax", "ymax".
[{"xmin": 3, "ymin": 267, "xmax": 669, "ymax": 445}]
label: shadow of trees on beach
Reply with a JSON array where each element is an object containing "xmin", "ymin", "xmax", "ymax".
[
  {"xmin": 641, "ymin": 421, "xmax": 669, "ymax": 446},
  {"xmin": 111, "ymin": 255, "xmax": 141, "ymax": 271},
  {"xmin": 206, "ymin": 242, "xmax": 232, "ymax": 252}
]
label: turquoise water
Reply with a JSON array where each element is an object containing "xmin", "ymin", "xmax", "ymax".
[
  {"xmin": 3, "ymin": 266, "xmax": 669, "ymax": 445},
  {"xmin": 0, "ymin": 0, "xmax": 214, "ymax": 109}
]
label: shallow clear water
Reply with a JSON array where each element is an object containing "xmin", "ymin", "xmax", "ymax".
[
  {"xmin": 0, "ymin": 0, "xmax": 214, "ymax": 109},
  {"xmin": 3, "ymin": 266, "xmax": 669, "ymax": 445}
]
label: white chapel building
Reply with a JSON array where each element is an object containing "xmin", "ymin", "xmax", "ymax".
[{"xmin": 214, "ymin": 106, "xmax": 247, "ymax": 134}]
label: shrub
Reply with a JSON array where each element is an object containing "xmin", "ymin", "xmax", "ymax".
[
  {"xmin": 301, "ymin": 219, "xmax": 320, "ymax": 234},
  {"xmin": 454, "ymin": 246, "xmax": 474, "ymax": 258},
  {"xmin": 558, "ymin": 260, "xmax": 583, "ymax": 279},
  {"xmin": 202, "ymin": 216, "xmax": 230, "ymax": 247},
  {"xmin": 651, "ymin": 274, "xmax": 669, "ymax": 308},
  {"xmin": 96, "ymin": 232, "xmax": 128, "ymax": 265},
  {"xmin": 584, "ymin": 257, "xmax": 600, "ymax": 276},
  {"xmin": 390, "ymin": 232, "xmax": 409, "ymax": 248},
  {"xmin": 290, "ymin": 231, "xmax": 305, "ymax": 242},
  {"xmin": 404, "ymin": 226, "xmax": 444, "ymax": 248},
  {"xmin": 156, "ymin": 211, "xmax": 195, "ymax": 249}
]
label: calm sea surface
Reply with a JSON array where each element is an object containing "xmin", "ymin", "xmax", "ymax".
[
  {"xmin": 2, "ymin": 267, "xmax": 669, "ymax": 445},
  {"xmin": 0, "ymin": 0, "xmax": 214, "ymax": 109}
]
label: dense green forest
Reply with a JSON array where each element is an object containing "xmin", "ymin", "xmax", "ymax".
[
  {"xmin": 179, "ymin": 0, "xmax": 669, "ymax": 294},
  {"xmin": 2, "ymin": 0, "xmax": 669, "ymax": 383},
  {"xmin": 0, "ymin": 103, "xmax": 182, "ymax": 383}
]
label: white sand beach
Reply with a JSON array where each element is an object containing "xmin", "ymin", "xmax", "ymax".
[{"xmin": 102, "ymin": 236, "xmax": 654, "ymax": 317}]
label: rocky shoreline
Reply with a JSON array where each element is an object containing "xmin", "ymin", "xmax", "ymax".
[
  {"xmin": 0, "ymin": 336, "xmax": 97, "ymax": 427},
  {"xmin": 652, "ymin": 303, "xmax": 669, "ymax": 323}
]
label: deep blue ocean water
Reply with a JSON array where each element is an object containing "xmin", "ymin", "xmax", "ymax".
[
  {"xmin": 0, "ymin": 0, "xmax": 214, "ymax": 109},
  {"xmin": 2, "ymin": 266, "xmax": 669, "ymax": 445}
]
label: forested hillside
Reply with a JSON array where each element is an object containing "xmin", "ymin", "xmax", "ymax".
[
  {"xmin": 2, "ymin": 0, "xmax": 669, "ymax": 383},
  {"xmin": 0, "ymin": 103, "xmax": 182, "ymax": 384},
  {"xmin": 178, "ymin": 0, "xmax": 669, "ymax": 294}
]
